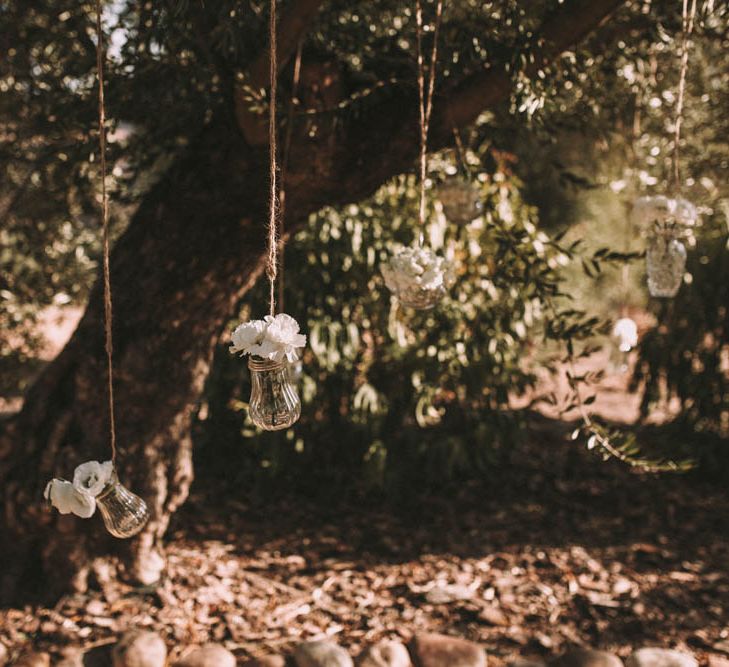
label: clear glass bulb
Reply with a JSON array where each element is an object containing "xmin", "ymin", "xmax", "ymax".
[
  {"xmin": 248, "ymin": 357, "xmax": 301, "ymax": 430},
  {"xmin": 96, "ymin": 471, "xmax": 150, "ymax": 539},
  {"xmin": 397, "ymin": 284, "xmax": 447, "ymax": 310},
  {"xmin": 646, "ymin": 231, "xmax": 686, "ymax": 298},
  {"xmin": 437, "ymin": 177, "xmax": 483, "ymax": 224}
]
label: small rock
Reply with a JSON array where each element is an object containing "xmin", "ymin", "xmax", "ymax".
[
  {"xmin": 173, "ymin": 645, "xmax": 237, "ymax": 667},
  {"xmin": 425, "ymin": 584, "xmax": 475, "ymax": 604},
  {"xmin": 12, "ymin": 653, "xmax": 50, "ymax": 667},
  {"xmin": 294, "ymin": 640, "xmax": 353, "ymax": 667},
  {"xmin": 112, "ymin": 631, "xmax": 167, "ymax": 667},
  {"xmin": 55, "ymin": 648, "xmax": 84, "ymax": 667},
  {"xmin": 0, "ymin": 642, "xmax": 7, "ymax": 666},
  {"xmin": 408, "ymin": 633, "xmax": 486, "ymax": 667},
  {"xmin": 627, "ymin": 649, "xmax": 697, "ymax": 667},
  {"xmin": 357, "ymin": 640, "xmax": 412, "ymax": 667},
  {"xmin": 550, "ymin": 650, "xmax": 623, "ymax": 667},
  {"xmin": 510, "ymin": 660, "xmax": 547, "ymax": 667},
  {"xmin": 479, "ymin": 607, "xmax": 509, "ymax": 627},
  {"xmin": 241, "ymin": 658, "xmax": 287, "ymax": 667}
]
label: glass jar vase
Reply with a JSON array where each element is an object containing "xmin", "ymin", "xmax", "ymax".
[
  {"xmin": 248, "ymin": 357, "xmax": 301, "ymax": 430},
  {"xmin": 437, "ymin": 177, "xmax": 483, "ymax": 224},
  {"xmin": 646, "ymin": 231, "xmax": 687, "ymax": 298},
  {"xmin": 96, "ymin": 471, "xmax": 150, "ymax": 539}
]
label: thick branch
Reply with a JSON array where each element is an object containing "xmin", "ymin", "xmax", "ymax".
[
  {"xmin": 435, "ymin": 0, "xmax": 627, "ymax": 134},
  {"xmin": 236, "ymin": 0, "xmax": 325, "ymax": 143},
  {"xmin": 248, "ymin": 0, "xmax": 325, "ymax": 88}
]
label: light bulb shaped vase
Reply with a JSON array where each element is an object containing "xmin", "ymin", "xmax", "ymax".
[
  {"xmin": 437, "ymin": 177, "xmax": 483, "ymax": 224},
  {"xmin": 248, "ymin": 357, "xmax": 301, "ymax": 430},
  {"xmin": 646, "ymin": 230, "xmax": 687, "ymax": 298},
  {"xmin": 96, "ymin": 471, "xmax": 150, "ymax": 539}
]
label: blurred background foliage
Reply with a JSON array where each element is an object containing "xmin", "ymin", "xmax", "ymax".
[{"xmin": 1, "ymin": 0, "xmax": 728, "ymax": 487}]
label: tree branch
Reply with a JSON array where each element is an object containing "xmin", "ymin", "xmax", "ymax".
[
  {"xmin": 248, "ymin": 0, "xmax": 325, "ymax": 89},
  {"xmin": 235, "ymin": 0, "xmax": 325, "ymax": 143},
  {"xmin": 434, "ymin": 0, "xmax": 627, "ymax": 135}
]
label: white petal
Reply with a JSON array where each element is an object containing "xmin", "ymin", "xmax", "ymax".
[
  {"xmin": 73, "ymin": 460, "xmax": 113, "ymax": 497},
  {"xmin": 45, "ymin": 479, "xmax": 96, "ymax": 518}
]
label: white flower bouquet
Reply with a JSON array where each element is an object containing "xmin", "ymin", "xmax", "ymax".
[
  {"xmin": 230, "ymin": 313, "xmax": 306, "ymax": 362},
  {"xmin": 45, "ymin": 460, "xmax": 113, "ymax": 518},
  {"xmin": 382, "ymin": 245, "xmax": 455, "ymax": 309},
  {"xmin": 631, "ymin": 195, "xmax": 698, "ymax": 232}
]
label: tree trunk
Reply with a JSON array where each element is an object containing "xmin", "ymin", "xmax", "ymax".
[
  {"xmin": 0, "ymin": 100, "xmax": 416, "ymax": 601},
  {"xmin": 0, "ymin": 120, "xmax": 247, "ymax": 597}
]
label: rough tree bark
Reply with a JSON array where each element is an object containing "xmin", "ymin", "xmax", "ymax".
[{"xmin": 0, "ymin": 0, "xmax": 624, "ymax": 602}]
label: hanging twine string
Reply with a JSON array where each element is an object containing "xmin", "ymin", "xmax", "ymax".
[
  {"xmin": 415, "ymin": 0, "xmax": 444, "ymax": 247},
  {"xmin": 672, "ymin": 0, "xmax": 697, "ymax": 192},
  {"xmin": 95, "ymin": 0, "xmax": 117, "ymax": 464},
  {"xmin": 266, "ymin": 0, "xmax": 280, "ymax": 317}
]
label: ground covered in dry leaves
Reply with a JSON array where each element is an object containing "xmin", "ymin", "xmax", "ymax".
[{"xmin": 1, "ymin": 419, "xmax": 729, "ymax": 664}]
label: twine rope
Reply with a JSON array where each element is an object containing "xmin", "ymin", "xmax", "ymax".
[
  {"xmin": 266, "ymin": 0, "xmax": 280, "ymax": 317},
  {"xmin": 95, "ymin": 0, "xmax": 116, "ymax": 464},
  {"xmin": 415, "ymin": 0, "xmax": 444, "ymax": 246},
  {"xmin": 672, "ymin": 0, "xmax": 697, "ymax": 191}
]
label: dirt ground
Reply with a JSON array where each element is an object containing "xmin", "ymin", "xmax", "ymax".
[{"xmin": 1, "ymin": 417, "xmax": 728, "ymax": 663}]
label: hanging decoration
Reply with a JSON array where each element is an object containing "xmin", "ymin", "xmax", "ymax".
[
  {"xmin": 632, "ymin": 195, "xmax": 695, "ymax": 297},
  {"xmin": 230, "ymin": 0, "xmax": 305, "ymax": 431},
  {"xmin": 45, "ymin": 0, "xmax": 149, "ymax": 538},
  {"xmin": 437, "ymin": 175, "xmax": 483, "ymax": 225},
  {"xmin": 635, "ymin": 0, "xmax": 698, "ymax": 299},
  {"xmin": 436, "ymin": 128, "xmax": 483, "ymax": 224},
  {"xmin": 383, "ymin": 0, "xmax": 455, "ymax": 310}
]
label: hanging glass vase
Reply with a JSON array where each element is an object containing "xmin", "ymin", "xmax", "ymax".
[
  {"xmin": 248, "ymin": 357, "xmax": 301, "ymax": 430},
  {"xmin": 96, "ymin": 471, "xmax": 150, "ymax": 539},
  {"xmin": 437, "ymin": 176, "xmax": 483, "ymax": 224},
  {"xmin": 646, "ymin": 228, "xmax": 687, "ymax": 298},
  {"xmin": 381, "ymin": 246, "xmax": 455, "ymax": 310}
]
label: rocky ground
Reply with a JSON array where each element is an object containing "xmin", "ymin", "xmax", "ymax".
[{"xmin": 1, "ymin": 416, "xmax": 728, "ymax": 666}]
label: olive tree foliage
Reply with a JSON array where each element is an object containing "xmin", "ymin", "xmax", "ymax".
[{"xmin": 0, "ymin": 0, "xmax": 726, "ymax": 479}]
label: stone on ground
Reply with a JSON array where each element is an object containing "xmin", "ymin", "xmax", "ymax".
[
  {"xmin": 294, "ymin": 640, "xmax": 354, "ymax": 667},
  {"xmin": 173, "ymin": 644, "xmax": 237, "ymax": 667},
  {"xmin": 550, "ymin": 649, "xmax": 623, "ymax": 667},
  {"xmin": 11, "ymin": 653, "xmax": 50, "ymax": 667},
  {"xmin": 356, "ymin": 640, "xmax": 412, "ymax": 667},
  {"xmin": 408, "ymin": 633, "xmax": 486, "ymax": 667},
  {"xmin": 627, "ymin": 649, "xmax": 697, "ymax": 667},
  {"xmin": 509, "ymin": 659, "xmax": 547, "ymax": 667},
  {"xmin": 241, "ymin": 657, "xmax": 287, "ymax": 667},
  {"xmin": 54, "ymin": 648, "xmax": 85, "ymax": 667},
  {"xmin": 111, "ymin": 630, "xmax": 167, "ymax": 667}
]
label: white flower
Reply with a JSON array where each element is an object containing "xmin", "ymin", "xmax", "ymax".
[
  {"xmin": 631, "ymin": 195, "xmax": 698, "ymax": 228},
  {"xmin": 230, "ymin": 319, "xmax": 267, "ymax": 355},
  {"xmin": 230, "ymin": 313, "xmax": 306, "ymax": 361},
  {"xmin": 382, "ymin": 246, "xmax": 454, "ymax": 295},
  {"xmin": 44, "ymin": 479, "xmax": 96, "ymax": 518},
  {"xmin": 261, "ymin": 314, "xmax": 307, "ymax": 362},
  {"xmin": 73, "ymin": 460, "xmax": 113, "ymax": 497},
  {"xmin": 674, "ymin": 198, "xmax": 697, "ymax": 226},
  {"xmin": 612, "ymin": 317, "xmax": 638, "ymax": 353}
]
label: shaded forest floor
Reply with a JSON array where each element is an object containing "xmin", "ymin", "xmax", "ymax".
[{"xmin": 2, "ymin": 417, "xmax": 729, "ymax": 663}]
